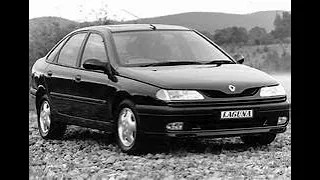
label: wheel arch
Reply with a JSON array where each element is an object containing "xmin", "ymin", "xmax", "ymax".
[
  {"xmin": 35, "ymin": 85, "xmax": 48, "ymax": 113},
  {"xmin": 111, "ymin": 90, "xmax": 134, "ymax": 120}
]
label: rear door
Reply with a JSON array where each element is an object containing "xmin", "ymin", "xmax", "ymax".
[
  {"xmin": 72, "ymin": 32, "xmax": 114, "ymax": 122},
  {"xmin": 45, "ymin": 32, "xmax": 88, "ymax": 116}
]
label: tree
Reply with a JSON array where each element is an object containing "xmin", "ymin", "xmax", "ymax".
[
  {"xmin": 230, "ymin": 27, "xmax": 248, "ymax": 44},
  {"xmin": 88, "ymin": 3, "xmax": 110, "ymax": 25},
  {"xmin": 248, "ymin": 26, "xmax": 268, "ymax": 45},
  {"xmin": 213, "ymin": 26, "xmax": 249, "ymax": 45},
  {"xmin": 213, "ymin": 28, "xmax": 232, "ymax": 45},
  {"xmin": 271, "ymin": 11, "xmax": 291, "ymax": 41}
]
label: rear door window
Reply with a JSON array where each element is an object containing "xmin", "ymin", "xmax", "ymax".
[{"xmin": 57, "ymin": 33, "xmax": 87, "ymax": 67}]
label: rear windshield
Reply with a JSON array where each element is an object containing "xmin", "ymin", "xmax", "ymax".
[{"xmin": 112, "ymin": 30, "xmax": 232, "ymax": 67}]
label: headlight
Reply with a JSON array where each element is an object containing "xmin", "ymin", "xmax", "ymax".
[
  {"xmin": 260, "ymin": 85, "xmax": 286, "ymax": 97},
  {"xmin": 156, "ymin": 89, "xmax": 204, "ymax": 101}
]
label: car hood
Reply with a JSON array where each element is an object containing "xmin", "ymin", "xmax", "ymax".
[{"xmin": 117, "ymin": 64, "xmax": 279, "ymax": 93}]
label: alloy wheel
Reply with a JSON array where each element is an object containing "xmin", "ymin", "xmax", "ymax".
[
  {"xmin": 39, "ymin": 101, "xmax": 51, "ymax": 134},
  {"xmin": 118, "ymin": 108, "xmax": 137, "ymax": 147}
]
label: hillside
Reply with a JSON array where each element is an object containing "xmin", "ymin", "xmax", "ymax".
[
  {"xmin": 29, "ymin": 16, "xmax": 79, "ymax": 28},
  {"xmin": 29, "ymin": 16, "xmax": 79, "ymax": 42},
  {"xmin": 29, "ymin": 17, "xmax": 80, "ymax": 72},
  {"xmin": 126, "ymin": 10, "xmax": 286, "ymax": 33}
]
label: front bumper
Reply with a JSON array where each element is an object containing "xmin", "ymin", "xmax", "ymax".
[
  {"xmin": 144, "ymin": 125, "xmax": 287, "ymax": 138},
  {"xmin": 136, "ymin": 99, "xmax": 290, "ymax": 138}
]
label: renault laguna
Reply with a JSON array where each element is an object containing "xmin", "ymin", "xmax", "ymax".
[{"xmin": 30, "ymin": 24, "xmax": 290, "ymax": 153}]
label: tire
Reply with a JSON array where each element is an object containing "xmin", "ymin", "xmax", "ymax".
[
  {"xmin": 241, "ymin": 133, "xmax": 276, "ymax": 145},
  {"xmin": 37, "ymin": 95, "xmax": 66, "ymax": 139},
  {"xmin": 115, "ymin": 100, "xmax": 144, "ymax": 154}
]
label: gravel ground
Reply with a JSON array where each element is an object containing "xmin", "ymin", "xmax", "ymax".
[{"xmin": 29, "ymin": 111, "xmax": 291, "ymax": 180}]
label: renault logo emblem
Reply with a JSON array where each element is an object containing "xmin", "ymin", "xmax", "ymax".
[{"xmin": 229, "ymin": 85, "xmax": 235, "ymax": 92}]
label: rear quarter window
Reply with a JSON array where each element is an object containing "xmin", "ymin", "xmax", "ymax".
[{"xmin": 46, "ymin": 37, "xmax": 69, "ymax": 62}]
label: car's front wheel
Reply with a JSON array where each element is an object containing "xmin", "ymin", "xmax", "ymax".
[
  {"xmin": 241, "ymin": 133, "xmax": 276, "ymax": 145},
  {"xmin": 115, "ymin": 100, "xmax": 144, "ymax": 153},
  {"xmin": 37, "ymin": 95, "xmax": 66, "ymax": 139}
]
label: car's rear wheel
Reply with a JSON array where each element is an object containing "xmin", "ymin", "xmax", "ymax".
[
  {"xmin": 241, "ymin": 133, "xmax": 276, "ymax": 145},
  {"xmin": 115, "ymin": 100, "xmax": 144, "ymax": 153},
  {"xmin": 37, "ymin": 95, "xmax": 66, "ymax": 139}
]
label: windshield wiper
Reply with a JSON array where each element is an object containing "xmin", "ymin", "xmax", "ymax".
[
  {"xmin": 140, "ymin": 61, "xmax": 204, "ymax": 67},
  {"xmin": 203, "ymin": 60, "xmax": 234, "ymax": 65}
]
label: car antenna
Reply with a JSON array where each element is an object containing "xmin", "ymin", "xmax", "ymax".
[
  {"xmin": 121, "ymin": 9, "xmax": 141, "ymax": 24},
  {"xmin": 121, "ymin": 9, "xmax": 154, "ymax": 28}
]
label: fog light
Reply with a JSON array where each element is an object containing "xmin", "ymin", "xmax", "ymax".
[
  {"xmin": 166, "ymin": 122, "xmax": 183, "ymax": 131},
  {"xmin": 278, "ymin": 116, "xmax": 288, "ymax": 125}
]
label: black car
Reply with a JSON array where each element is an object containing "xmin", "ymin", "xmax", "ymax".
[{"xmin": 30, "ymin": 24, "xmax": 290, "ymax": 153}]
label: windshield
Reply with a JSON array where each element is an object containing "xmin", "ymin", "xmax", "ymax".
[{"xmin": 112, "ymin": 30, "xmax": 233, "ymax": 67}]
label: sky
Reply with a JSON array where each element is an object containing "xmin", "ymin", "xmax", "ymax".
[{"xmin": 29, "ymin": 0, "xmax": 291, "ymax": 22}]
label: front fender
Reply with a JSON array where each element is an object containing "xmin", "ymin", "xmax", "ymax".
[{"xmin": 110, "ymin": 75, "xmax": 165, "ymax": 106}]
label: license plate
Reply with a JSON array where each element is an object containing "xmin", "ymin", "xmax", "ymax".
[{"xmin": 220, "ymin": 110, "xmax": 253, "ymax": 119}]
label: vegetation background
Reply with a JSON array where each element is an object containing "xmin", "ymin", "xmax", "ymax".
[{"xmin": 29, "ymin": 11, "xmax": 291, "ymax": 74}]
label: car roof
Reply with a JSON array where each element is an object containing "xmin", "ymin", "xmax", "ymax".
[{"xmin": 74, "ymin": 24, "xmax": 191, "ymax": 33}]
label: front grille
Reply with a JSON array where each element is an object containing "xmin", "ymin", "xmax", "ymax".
[{"xmin": 200, "ymin": 87, "xmax": 260, "ymax": 98}]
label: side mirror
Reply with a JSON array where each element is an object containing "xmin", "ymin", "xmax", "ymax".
[
  {"xmin": 233, "ymin": 54, "xmax": 245, "ymax": 64},
  {"xmin": 83, "ymin": 58, "xmax": 118, "ymax": 82},
  {"xmin": 83, "ymin": 59, "xmax": 107, "ymax": 71}
]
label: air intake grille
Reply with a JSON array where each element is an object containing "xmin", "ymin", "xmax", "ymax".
[{"xmin": 200, "ymin": 87, "xmax": 260, "ymax": 98}]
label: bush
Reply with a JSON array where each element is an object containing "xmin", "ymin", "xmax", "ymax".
[
  {"xmin": 281, "ymin": 52, "xmax": 291, "ymax": 71},
  {"xmin": 256, "ymin": 47, "xmax": 262, "ymax": 53},
  {"xmin": 283, "ymin": 37, "xmax": 291, "ymax": 44},
  {"xmin": 261, "ymin": 50, "xmax": 290, "ymax": 72},
  {"xmin": 229, "ymin": 44, "xmax": 291, "ymax": 73}
]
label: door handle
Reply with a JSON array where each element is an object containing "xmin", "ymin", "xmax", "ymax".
[
  {"xmin": 75, "ymin": 75, "xmax": 81, "ymax": 82},
  {"xmin": 47, "ymin": 70, "xmax": 53, "ymax": 77}
]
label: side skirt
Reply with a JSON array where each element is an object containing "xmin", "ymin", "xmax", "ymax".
[{"xmin": 52, "ymin": 111, "xmax": 115, "ymax": 133}]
